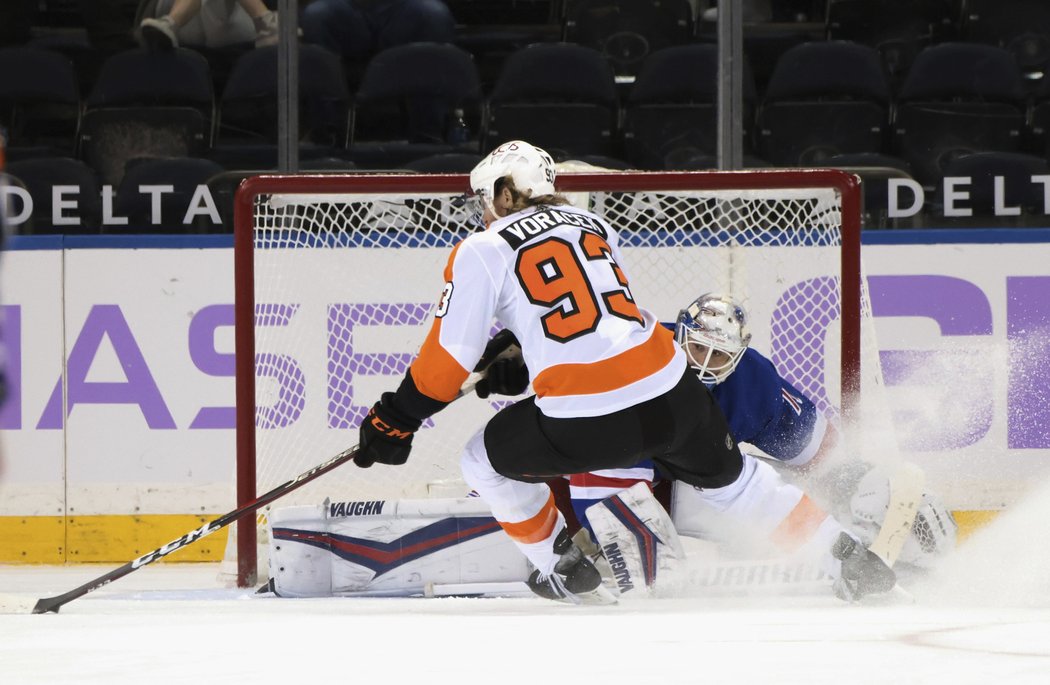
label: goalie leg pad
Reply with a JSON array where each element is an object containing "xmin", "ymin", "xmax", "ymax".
[
  {"xmin": 267, "ymin": 498, "xmax": 530, "ymax": 597},
  {"xmin": 585, "ymin": 482, "xmax": 685, "ymax": 596}
]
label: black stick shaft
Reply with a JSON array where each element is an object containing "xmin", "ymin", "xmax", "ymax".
[
  {"xmin": 31, "ymin": 340, "xmax": 503, "ymax": 615},
  {"xmin": 32, "ymin": 445, "xmax": 360, "ymax": 614}
]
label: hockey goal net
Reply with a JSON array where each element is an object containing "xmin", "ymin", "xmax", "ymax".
[{"xmin": 231, "ymin": 169, "xmax": 873, "ymax": 586}]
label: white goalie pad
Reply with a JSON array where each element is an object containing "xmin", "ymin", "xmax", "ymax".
[
  {"xmin": 268, "ymin": 497, "xmax": 529, "ymax": 598},
  {"xmin": 585, "ymin": 483, "xmax": 685, "ymax": 596}
]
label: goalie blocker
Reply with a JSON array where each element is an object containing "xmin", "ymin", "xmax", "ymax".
[{"xmin": 265, "ymin": 484, "xmax": 682, "ymax": 598}]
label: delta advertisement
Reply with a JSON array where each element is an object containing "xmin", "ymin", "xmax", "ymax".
[{"xmin": 0, "ymin": 235, "xmax": 1048, "ymax": 563}]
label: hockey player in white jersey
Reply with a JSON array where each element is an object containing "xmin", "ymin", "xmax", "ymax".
[{"xmin": 353, "ymin": 141, "xmax": 895, "ymax": 604}]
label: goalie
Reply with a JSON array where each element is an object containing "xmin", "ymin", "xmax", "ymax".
[{"xmin": 569, "ymin": 293, "xmax": 958, "ymax": 590}]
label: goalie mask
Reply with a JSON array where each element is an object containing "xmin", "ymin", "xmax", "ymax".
[
  {"xmin": 674, "ymin": 293, "xmax": 752, "ymax": 384},
  {"xmin": 465, "ymin": 140, "xmax": 557, "ymax": 226}
]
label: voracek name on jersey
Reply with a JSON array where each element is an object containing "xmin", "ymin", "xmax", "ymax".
[{"xmin": 498, "ymin": 207, "xmax": 608, "ymax": 249}]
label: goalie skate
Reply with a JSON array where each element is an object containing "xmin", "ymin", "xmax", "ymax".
[{"xmin": 526, "ymin": 529, "xmax": 617, "ymax": 605}]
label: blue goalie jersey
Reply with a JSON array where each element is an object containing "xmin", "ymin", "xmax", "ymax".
[{"xmin": 713, "ymin": 347, "xmax": 828, "ymax": 468}]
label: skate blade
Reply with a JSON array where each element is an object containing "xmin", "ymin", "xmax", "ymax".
[{"xmin": 572, "ymin": 583, "xmax": 619, "ymax": 606}]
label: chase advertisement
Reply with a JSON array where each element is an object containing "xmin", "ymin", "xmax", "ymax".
[{"xmin": 0, "ymin": 236, "xmax": 1048, "ymax": 562}]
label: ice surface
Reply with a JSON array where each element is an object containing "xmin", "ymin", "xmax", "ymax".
[{"xmin": 3, "ymin": 479, "xmax": 1050, "ymax": 685}]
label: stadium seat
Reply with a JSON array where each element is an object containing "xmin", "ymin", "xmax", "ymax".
[
  {"xmin": 348, "ymin": 42, "xmax": 483, "ymax": 169},
  {"xmin": 0, "ymin": 47, "xmax": 81, "ymax": 157},
  {"xmin": 930, "ymin": 151, "xmax": 1050, "ymax": 228},
  {"xmin": 207, "ymin": 144, "xmax": 354, "ymax": 171},
  {"xmin": 402, "ymin": 152, "xmax": 484, "ymax": 173},
  {"xmin": 662, "ymin": 152, "xmax": 771, "ymax": 171},
  {"xmin": 891, "ymin": 43, "xmax": 1027, "ymax": 188},
  {"xmin": 484, "ymin": 43, "xmax": 619, "ymax": 159},
  {"xmin": 218, "ymin": 44, "xmax": 350, "ymax": 148},
  {"xmin": 1030, "ymin": 76, "xmax": 1050, "ymax": 158},
  {"xmin": 825, "ymin": 0, "xmax": 959, "ymax": 86},
  {"xmin": 79, "ymin": 47, "xmax": 214, "ymax": 186},
  {"xmin": 961, "ymin": 0, "xmax": 1050, "ymax": 76},
  {"xmin": 560, "ymin": 154, "xmax": 634, "ymax": 170},
  {"xmin": 623, "ymin": 44, "xmax": 757, "ymax": 169},
  {"xmin": 562, "ymin": 0, "xmax": 694, "ymax": 76},
  {"xmin": 755, "ymin": 41, "xmax": 892, "ymax": 167},
  {"xmin": 111, "ymin": 156, "xmax": 226, "ymax": 233},
  {"xmin": 6, "ymin": 157, "xmax": 102, "ymax": 234}
]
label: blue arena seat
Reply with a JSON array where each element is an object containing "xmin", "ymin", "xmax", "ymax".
[
  {"xmin": 961, "ymin": 0, "xmax": 1050, "ymax": 76},
  {"xmin": 562, "ymin": 0, "xmax": 694, "ymax": 76},
  {"xmin": 623, "ymin": 44, "xmax": 757, "ymax": 169},
  {"xmin": 348, "ymin": 42, "xmax": 483, "ymax": 169},
  {"xmin": 755, "ymin": 41, "xmax": 892, "ymax": 166},
  {"xmin": 892, "ymin": 42, "xmax": 1027, "ymax": 188},
  {"xmin": 79, "ymin": 47, "xmax": 214, "ymax": 185},
  {"xmin": 218, "ymin": 44, "xmax": 350, "ymax": 148},
  {"xmin": 484, "ymin": 42, "xmax": 619, "ymax": 159},
  {"xmin": 0, "ymin": 47, "xmax": 81, "ymax": 157}
]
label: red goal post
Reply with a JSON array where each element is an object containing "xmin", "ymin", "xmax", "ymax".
[{"xmin": 232, "ymin": 169, "xmax": 866, "ymax": 587}]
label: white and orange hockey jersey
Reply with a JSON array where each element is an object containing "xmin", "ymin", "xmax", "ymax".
[{"xmin": 407, "ymin": 203, "xmax": 686, "ymax": 418}]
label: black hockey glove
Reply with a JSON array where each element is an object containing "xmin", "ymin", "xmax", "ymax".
[
  {"xmin": 474, "ymin": 329, "xmax": 521, "ymax": 372},
  {"xmin": 474, "ymin": 329, "xmax": 528, "ymax": 399},
  {"xmin": 475, "ymin": 357, "xmax": 530, "ymax": 399},
  {"xmin": 355, "ymin": 393, "xmax": 423, "ymax": 468}
]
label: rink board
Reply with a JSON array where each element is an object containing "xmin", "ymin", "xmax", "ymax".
[{"xmin": 0, "ymin": 231, "xmax": 1048, "ymax": 561}]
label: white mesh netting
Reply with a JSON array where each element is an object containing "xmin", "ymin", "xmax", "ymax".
[{"xmin": 232, "ymin": 170, "xmax": 882, "ymax": 578}]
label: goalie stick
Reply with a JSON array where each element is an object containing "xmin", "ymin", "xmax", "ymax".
[
  {"xmin": 6, "ymin": 342, "xmax": 520, "ymax": 615},
  {"xmin": 868, "ymin": 461, "xmax": 926, "ymax": 567}
]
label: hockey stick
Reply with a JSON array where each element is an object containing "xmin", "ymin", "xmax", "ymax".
[
  {"xmin": 17, "ymin": 342, "xmax": 521, "ymax": 615},
  {"xmin": 869, "ymin": 461, "xmax": 925, "ymax": 567},
  {"xmin": 26, "ymin": 444, "xmax": 364, "ymax": 614}
]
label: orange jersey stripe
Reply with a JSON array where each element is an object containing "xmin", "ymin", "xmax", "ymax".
[
  {"xmin": 499, "ymin": 491, "xmax": 560, "ymax": 544},
  {"xmin": 411, "ymin": 319, "xmax": 470, "ymax": 402},
  {"xmin": 409, "ymin": 243, "xmax": 471, "ymax": 403},
  {"xmin": 531, "ymin": 324, "xmax": 678, "ymax": 398},
  {"xmin": 770, "ymin": 494, "xmax": 828, "ymax": 552}
]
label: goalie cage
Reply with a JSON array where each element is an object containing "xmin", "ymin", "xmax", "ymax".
[{"xmin": 229, "ymin": 168, "xmax": 883, "ymax": 588}]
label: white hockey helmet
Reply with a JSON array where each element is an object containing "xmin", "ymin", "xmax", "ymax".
[
  {"xmin": 849, "ymin": 467, "xmax": 958, "ymax": 569},
  {"xmin": 467, "ymin": 141, "xmax": 557, "ymax": 222},
  {"xmin": 674, "ymin": 293, "xmax": 752, "ymax": 384}
]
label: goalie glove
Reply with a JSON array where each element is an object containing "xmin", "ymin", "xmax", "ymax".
[
  {"xmin": 355, "ymin": 393, "xmax": 422, "ymax": 468},
  {"xmin": 474, "ymin": 329, "xmax": 529, "ymax": 399}
]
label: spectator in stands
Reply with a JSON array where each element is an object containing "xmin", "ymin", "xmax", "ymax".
[
  {"xmin": 300, "ymin": 0, "xmax": 455, "ymax": 63},
  {"xmin": 139, "ymin": 0, "xmax": 284, "ymax": 50}
]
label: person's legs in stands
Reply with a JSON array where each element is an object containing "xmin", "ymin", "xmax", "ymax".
[
  {"xmin": 301, "ymin": 0, "xmax": 371, "ymax": 60},
  {"xmin": 370, "ymin": 0, "xmax": 455, "ymax": 51}
]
